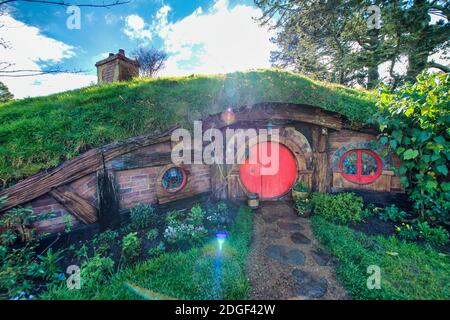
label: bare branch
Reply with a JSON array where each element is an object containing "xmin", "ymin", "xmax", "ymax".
[{"xmin": 0, "ymin": 0, "xmax": 130, "ymax": 7}]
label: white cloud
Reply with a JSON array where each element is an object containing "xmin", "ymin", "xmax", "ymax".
[
  {"xmin": 123, "ymin": 14, "xmax": 152, "ymax": 41},
  {"xmin": 0, "ymin": 13, "xmax": 96, "ymax": 99},
  {"xmin": 156, "ymin": 0, "xmax": 276, "ymax": 76}
]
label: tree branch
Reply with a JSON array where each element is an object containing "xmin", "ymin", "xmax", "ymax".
[
  {"xmin": 427, "ymin": 61, "xmax": 450, "ymax": 73},
  {"xmin": 0, "ymin": 0, "xmax": 129, "ymax": 7}
]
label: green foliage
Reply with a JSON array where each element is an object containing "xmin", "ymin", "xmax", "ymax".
[
  {"xmin": 74, "ymin": 244, "xmax": 89, "ymax": 261},
  {"xmin": 121, "ymin": 232, "xmax": 141, "ymax": 263},
  {"xmin": 130, "ymin": 204, "xmax": 156, "ymax": 230},
  {"xmin": 0, "ymin": 207, "xmax": 46, "ymax": 244},
  {"xmin": 0, "ymin": 243, "xmax": 46, "ymax": 299},
  {"xmin": 311, "ymin": 192, "xmax": 364, "ymax": 224},
  {"xmin": 293, "ymin": 181, "xmax": 309, "ymax": 192},
  {"xmin": 205, "ymin": 202, "xmax": 230, "ymax": 231},
  {"xmin": 375, "ymin": 73, "xmax": 450, "ymax": 225},
  {"xmin": 147, "ymin": 242, "xmax": 166, "ymax": 258},
  {"xmin": 146, "ymin": 228, "xmax": 159, "ymax": 241},
  {"xmin": 92, "ymin": 229, "xmax": 118, "ymax": 256},
  {"xmin": 379, "ymin": 205, "xmax": 408, "ymax": 223},
  {"xmin": 294, "ymin": 197, "xmax": 312, "ymax": 217},
  {"xmin": 395, "ymin": 223, "xmax": 419, "ymax": 242},
  {"xmin": 63, "ymin": 214, "xmax": 74, "ymax": 233},
  {"xmin": 0, "ymin": 82, "xmax": 13, "ymax": 103},
  {"xmin": 311, "ymin": 216, "xmax": 450, "ymax": 300},
  {"xmin": 163, "ymin": 205, "xmax": 207, "ymax": 246},
  {"xmin": 42, "ymin": 205, "xmax": 253, "ymax": 300},
  {"xmin": 416, "ymin": 221, "xmax": 449, "ymax": 247},
  {"xmin": 0, "ymin": 70, "xmax": 375, "ymax": 185},
  {"xmin": 80, "ymin": 254, "xmax": 115, "ymax": 291}
]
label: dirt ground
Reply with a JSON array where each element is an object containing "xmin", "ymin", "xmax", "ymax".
[{"xmin": 247, "ymin": 201, "xmax": 348, "ymax": 300}]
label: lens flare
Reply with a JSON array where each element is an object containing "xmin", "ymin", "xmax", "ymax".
[
  {"xmin": 216, "ymin": 231, "xmax": 227, "ymax": 251},
  {"xmin": 221, "ymin": 107, "xmax": 235, "ymax": 125}
]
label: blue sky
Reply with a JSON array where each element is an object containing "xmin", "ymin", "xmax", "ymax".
[{"xmin": 0, "ymin": 0, "xmax": 275, "ymax": 98}]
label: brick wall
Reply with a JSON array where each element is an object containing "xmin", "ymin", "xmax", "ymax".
[
  {"xmin": 70, "ymin": 173, "xmax": 98, "ymax": 206},
  {"xmin": 116, "ymin": 166, "xmax": 160, "ymax": 209}
]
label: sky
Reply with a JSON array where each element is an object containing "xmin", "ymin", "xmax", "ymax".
[{"xmin": 0, "ymin": 0, "xmax": 276, "ymax": 98}]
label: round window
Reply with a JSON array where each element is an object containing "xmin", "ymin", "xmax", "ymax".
[
  {"xmin": 339, "ymin": 149, "xmax": 382, "ymax": 184},
  {"xmin": 161, "ymin": 167, "xmax": 187, "ymax": 192}
]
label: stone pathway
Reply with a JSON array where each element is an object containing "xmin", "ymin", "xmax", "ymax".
[{"xmin": 247, "ymin": 202, "xmax": 348, "ymax": 300}]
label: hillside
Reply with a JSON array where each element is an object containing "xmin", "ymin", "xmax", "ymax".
[{"xmin": 0, "ymin": 69, "xmax": 376, "ymax": 187}]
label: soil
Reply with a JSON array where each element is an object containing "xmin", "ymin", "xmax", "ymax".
[
  {"xmin": 247, "ymin": 201, "xmax": 348, "ymax": 300},
  {"xmin": 351, "ymin": 216, "xmax": 396, "ymax": 237}
]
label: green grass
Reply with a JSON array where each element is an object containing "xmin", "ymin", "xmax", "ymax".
[
  {"xmin": 0, "ymin": 69, "xmax": 375, "ymax": 185},
  {"xmin": 311, "ymin": 216, "xmax": 450, "ymax": 300},
  {"xmin": 41, "ymin": 205, "xmax": 253, "ymax": 300}
]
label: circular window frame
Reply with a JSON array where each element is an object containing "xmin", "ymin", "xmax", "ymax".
[
  {"xmin": 161, "ymin": 166, "xmax": 187, "ymax": 193},
  {"xmin": 339, "ymin": 149, "xmax": 382, "ymax": 184}
]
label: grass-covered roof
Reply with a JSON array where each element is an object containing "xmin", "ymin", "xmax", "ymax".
[{"xmin": 0, "ymin": 69, "xmax": 376, "ymax": 185}]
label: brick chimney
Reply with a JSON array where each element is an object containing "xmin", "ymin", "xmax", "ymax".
[{"xmin": 95, "ymin": 49, "xmax": 140, "ymax": 84}]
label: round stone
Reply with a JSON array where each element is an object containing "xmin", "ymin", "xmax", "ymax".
[
  {"xmin": 290, "ymin": 232, "xmax": 311, "ymax": 245},
  {"xmin": 277, "ymin": 222, "xmax": 304, "ymax": 231},
  {"xmin": 265, "ymin": 245, "xmax": 305, "ymax": 266},
  {"xmin": 292, "ymin": 269, "xmax": 328, "ymax": 299},
  {"xmin": 311, "ymin": 248, "xmax": 333, "ymax": 266}
]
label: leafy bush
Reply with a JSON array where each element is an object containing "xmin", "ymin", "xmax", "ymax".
[
  {"xmin": 0, "ymin": 207, "xmax": 50, "ymax": 244},
  {"xmin": 148, "ymin": 242, "xmax": 166, "ymax": 258},
  {"xmin": 416, "ymin": 221, "xmax": 449, "ymax": 246},
  {"xmin": 293, "ymin": 181, "xmax": 309, "ymax": 192},
  {"xmin": 121, "ymin": 232, "xmax": 141, "ymax": 263},
  {"xmin": 374, "ymin": 73, "xmax": 450, "ymax": 225},
  {"xmin": 37, "ymin": 248, "xmax": 64, "ymax": 280},
  {"xmin": 80, "ymin": 254, "xmax": 115, "ymax": 289},
  {"xmin": 379, "ymin": 205, "xmax": 408, "ymax": 223},
  {"xmin": 130, "ymin": 204, "xmax": 156, "ymax": 230},
  {"xmin": 395, "ymin": 223, "xmax": 419, "ymax": 241},
  {"xmin": 295, "ymin": 197, "xmax": 312, "ymax": 217},
  {"xmin": 206, "ymin": 202, "xmax": 230, "ymax": 231},
  {"xmin": 311, "ymin": 192, "xmax": 364, "ymax": 224},
  {"xmin": 92, "ymin": 229, "xmax": 119, "ymax": 256},
  {"xmin": 146, "ymin": 229, "xmax": 159, "ymax": 241},
  {"xmin": 164, "ymin": 205, "xmax": 207, "ymax": 246},
  {"xmin": 0, "ymin": 243, "xmax": 44, "ymax": 299}
]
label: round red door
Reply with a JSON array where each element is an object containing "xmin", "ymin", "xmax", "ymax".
[{"xmin": 239, "ymin": 142, "xmax": 297, "ymax": 199}]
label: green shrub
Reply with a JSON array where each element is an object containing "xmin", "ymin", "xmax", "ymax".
[
  {"xmin": 395, "ymin": 223, "xmax": 419, "ymax": 242},
  {"xmin": 379, "ymin": 205, "xmax": 408, "ymax": 223},
  {"xmin": 146, "ymin": 228, "xmax": 159, "ymax": 241},
  {"xmin": 147, "ymin": 242, "xmax": 166, "ymax": 258},
  {"xmin": 164, "ymin": 205, "xmax": 208, "ymax": 246},
  {"xmin": 92, "ymin": 229, "xmax": 119, "ymax": 256},
  {"xmin": 80, "ymin": 254, "xmax": 115, "ymax": 288},
  {"xmin": 374, "ymin": 73, "xmax": 450, "ymax": 225},
  {"xmin": 416, "ymin": 221, "xmax": 449, "ymax": 246},
  {"xmin": 311, "ymin": 192, "xmax": 364, "ymax": 224},
  {"xmin": 1, "ymin": 244, "xmax": 37, "ymax": 299},
  {"xmin": 130, "ymin": 204, "xmax": 156, "ymax": 230},
  {"xmin": 293, "ymin": 181, "xmax": 309, "ymax": 192},
  {"xmin": 37, "ymin": 248, "xmax": 64, "ymax": 280},
  {"xmin": 206, "ymin": 202, "xmax": 230, "ymax": 231},
  {"xmin": 294, "ymin": 197, "xmax": 312, "ymax": 217},
  {"xmin": 121, "ymin": 232, "xmax": 141, "ymax": 263}
]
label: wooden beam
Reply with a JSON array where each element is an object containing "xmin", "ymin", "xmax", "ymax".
[
  {"xmin": 0, "ymin": 127, "xmax": 177, "ymax": 213},
  {"xmin": 202, "ymin": 103, "xmax": 345, "ymax": 130},
  {"xmin": 49, "ymin": 186, "xmax": 98, "ymax": 224}
]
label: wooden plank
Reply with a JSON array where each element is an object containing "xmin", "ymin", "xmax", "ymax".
[
  {"xmin": 49, "ymin": 186, "xmax": 98, "ymax": 224},
  {"xmin": 107, "ymin": 152, "xmax": 173, "ymax": 171},
  {"xmin": 202, "ymin": 103, "xmax": 345, "ymax": 131},
  {"xmin": 0, "ymin": 127, "xmax": 177, "ymax": 213},
  {"xmin": 210, "ymin": 164, "xmax": 228, "ymax": 200}
]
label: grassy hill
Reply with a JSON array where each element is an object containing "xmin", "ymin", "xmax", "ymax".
[{"xmin": 0, "ymin": 69, "xmax": 376, "ymax": 187}]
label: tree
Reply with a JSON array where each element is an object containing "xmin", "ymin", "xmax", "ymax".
[
  {"xmin": 255, "ymin": 0, "xmax": 450, "ymax": 89},
  {"xmin": 0, "ymin": 81, "xmax": 13, "ymax": 102},
  {"xmin": 132, "ymin": 47, "xmax": 168, "ymax": 78}
]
